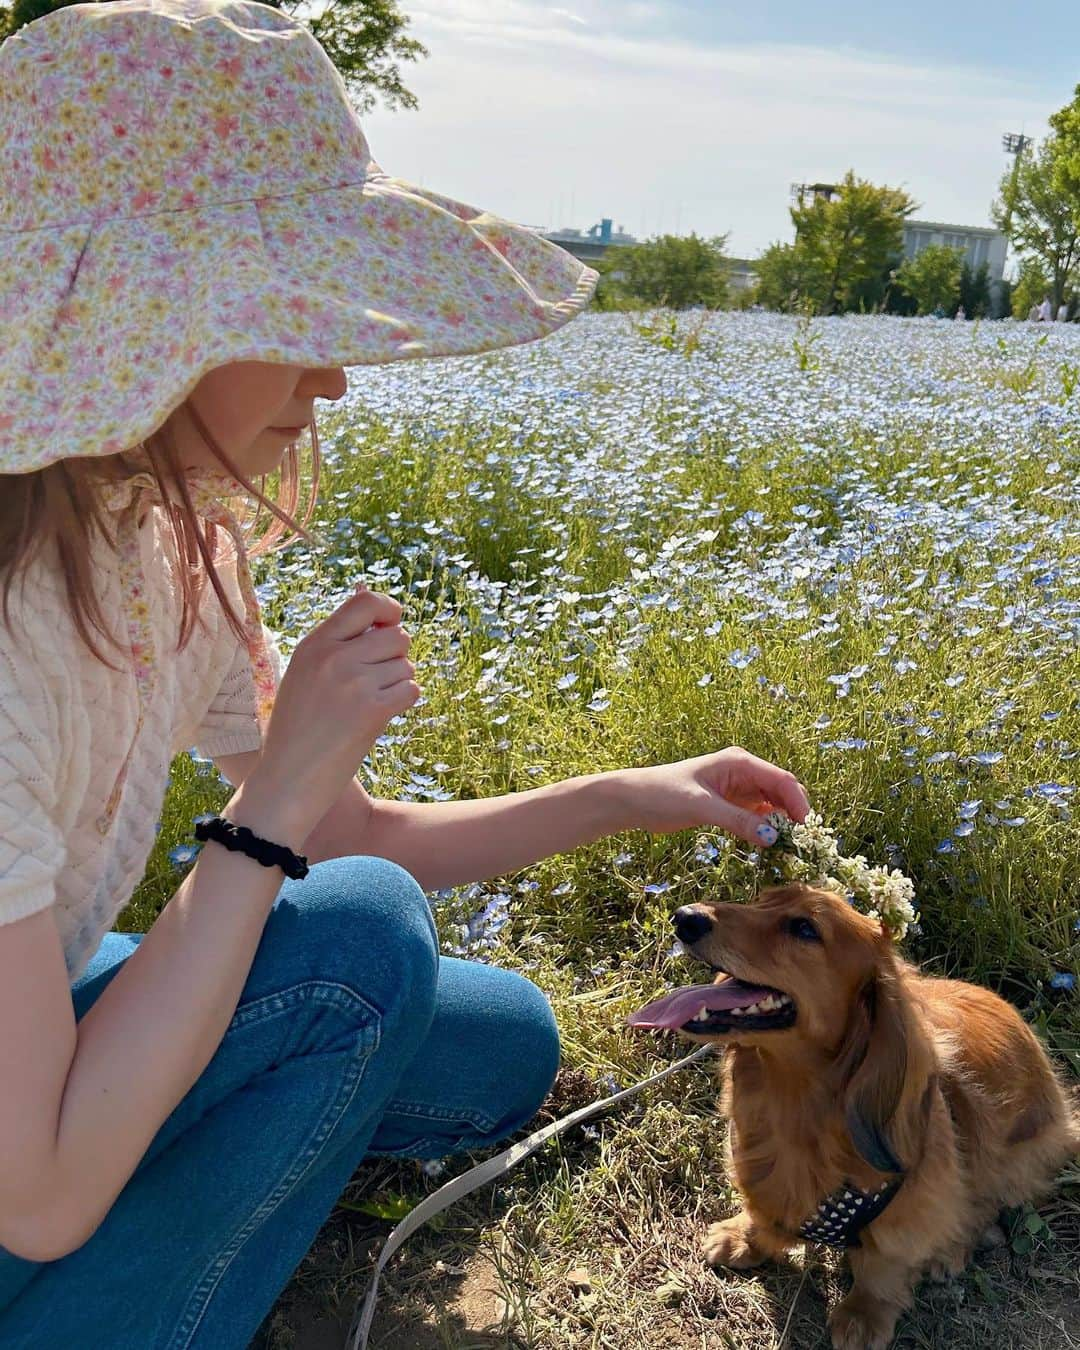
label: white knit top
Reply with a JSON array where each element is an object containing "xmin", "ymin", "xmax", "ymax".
[{"xmin": 0, "ymin": 506, "xmax": 282, "ymax": 982}]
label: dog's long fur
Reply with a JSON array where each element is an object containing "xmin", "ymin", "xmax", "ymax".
[{"xmin": 678, "ymin": 884, "xmax": 1079, "ymax": 1350}]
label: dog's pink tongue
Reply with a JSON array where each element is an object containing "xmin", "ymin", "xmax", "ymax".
[{"xmin": 627, "ymin": 979, "xmax": 774, "ymax": 1031}]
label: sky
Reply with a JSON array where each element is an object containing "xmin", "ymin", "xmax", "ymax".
[{"xmin": 359, "ymin": 1, "xmax": 1080, "ymax": 259}]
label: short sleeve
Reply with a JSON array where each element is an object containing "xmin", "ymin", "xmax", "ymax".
[
  {"xmin": 192, "ymin": 623, "xmax": 284, "ymax": 760},
  {"xmin": 0, "ymin": 654, "xmax": 65, "ymax": 927}
]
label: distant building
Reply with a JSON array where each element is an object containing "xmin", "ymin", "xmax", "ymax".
[
  {"xmin": 901, "ymin": 220, "xmax": 1007, "ymax": 281},
  {"xmin": 725, "ymin": 258, "xmax": 758, "ymax": 293},
  {"xmin": 541, "ymin": 218, "xmax": 637, "ymax": 263}
]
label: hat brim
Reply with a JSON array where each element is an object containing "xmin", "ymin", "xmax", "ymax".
[{"xmin": 1, "ymin": 170, "xmax": 598, "ymax": 472}]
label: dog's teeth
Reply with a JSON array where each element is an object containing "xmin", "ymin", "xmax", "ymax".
[
  {"xmin": 696, "ymin": 1004, "xmax": 710, "ymax": 1022},
  {"xmin": 730, "ymin": 1007, "xmax": 745, "ymax": 1016}
]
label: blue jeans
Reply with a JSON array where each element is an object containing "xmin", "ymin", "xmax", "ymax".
[{"xmin": 0, "ymin": 856, "xmax": 560, "ymax": 1349}]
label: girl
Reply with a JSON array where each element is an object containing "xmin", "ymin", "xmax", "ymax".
[{"xmin": 0, "ymin": 2, "xmax": 810, "ymax": 1346}]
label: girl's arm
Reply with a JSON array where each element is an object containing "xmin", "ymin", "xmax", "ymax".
[
  {"xmin": 216, "ymin": 749, "xmax": 808, "ymax": 894},
  {"xmin": 0, "ymin": 773, "xmax": 317, "ymax": 1262},
  {"xmin": 306, "ymin": 773, "xmax": 632, "ymax": 892},
  {"xmin": 214, "ymin": 752, "xmax": 628, "ymax": 893}
]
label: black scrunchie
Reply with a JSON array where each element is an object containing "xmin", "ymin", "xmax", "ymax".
[{"xmin": 193, "ymin": 815, "xmax": 310, "ymax": 880}]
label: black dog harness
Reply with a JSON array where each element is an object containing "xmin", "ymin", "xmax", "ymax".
[{"xmin": 797, "ymin": 1178, "xmax": 903, "ymax": 1249}]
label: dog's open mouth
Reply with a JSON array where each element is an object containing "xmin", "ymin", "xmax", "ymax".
[{"xmin": 627, "ymin": 976, "xmax": 797, "ymax": 1034}]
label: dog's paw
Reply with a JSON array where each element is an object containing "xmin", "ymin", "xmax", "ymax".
[
  {"xmin": 702, "ymin": 1216, "xmax": 766, "ymax": 1270},
  {"xmin": 976, "ymin": 1222, "xmax": 1006, "ymax": 1251},
  {"xmin": 829, "ymin": 1296, "xmax": 899, "ymax": 1350}
]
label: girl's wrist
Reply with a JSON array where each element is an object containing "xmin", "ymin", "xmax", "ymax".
[{"xmin": 225, "ymin": 776, "xmax": 316, "ymax": 855}]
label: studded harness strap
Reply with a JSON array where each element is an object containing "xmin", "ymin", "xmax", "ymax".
[{"xmin": 796, "ymin": 1177, "xmax": 903, "ymax": 1249}]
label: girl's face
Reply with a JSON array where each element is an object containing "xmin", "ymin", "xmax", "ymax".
[{"xmin": 169, "ymin": 360, "xmax": 348, "ymax": 476}]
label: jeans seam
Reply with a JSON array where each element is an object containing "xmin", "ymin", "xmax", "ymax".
[
  {"xmin": 382, "ymin": 1100, "xmax": 497, "ymax": 1133},
  {"xmin": 227, "ymin": 979, "xmax": 384, "ymax": 1054},
  {"xmin": 165, "ymin": 983, "xmax": 381, "ymax": 1349}
]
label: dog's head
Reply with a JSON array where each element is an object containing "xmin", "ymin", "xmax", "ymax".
[
  {"xmin": 648, "ymin": 883, "xmax": 920, "ymax": 1174},
  {"xmin": 668, "ymin": 883, "xmax": 892, "ymax": 1048}
]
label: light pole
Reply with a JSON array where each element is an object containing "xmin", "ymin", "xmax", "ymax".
[{"xmin": 1000, "ymin": 132, "xmax": 1033, "ymax": 244}]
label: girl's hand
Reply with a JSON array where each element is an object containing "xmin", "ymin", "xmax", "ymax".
[
  {"xmin": 249, "ymin": 586, "xmax": 419, "ymax": 834},
  {"xmin": 616, "ymin": 747, "xmax": 810, "ymax": 846}
]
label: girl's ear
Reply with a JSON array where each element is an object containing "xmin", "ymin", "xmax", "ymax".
[{"xmin": 831, "ymin": 968, "xmax": 909, "ymax": 1174}]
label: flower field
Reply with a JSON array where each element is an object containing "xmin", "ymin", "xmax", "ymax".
[{"xmin": 134, "ymin": 311, "xmax": 1079, "ymax": 1348}]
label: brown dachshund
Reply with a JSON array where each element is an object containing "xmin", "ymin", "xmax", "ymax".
[{"xmin": 630, "ymin": 883, "xmax": 1079, "ymax": 1349}]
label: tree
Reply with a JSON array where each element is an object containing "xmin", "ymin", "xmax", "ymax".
[
  {"xmin": 597, "ymin": 233, "xmax": 731, "ymax": 310},
  {"xmin": 753, "ymin": 241, "xmax": 821, "ymax": 312},
  {"xmin": 789, "ymin": 170, "xmax": 917, "ymax": 314},
  {"xmin": 1010, "ymin": 257, "xmax": 1053, "ymax": 319},
  {"xmin": 1049, "ymin": 84, "xmax": 1080, "ymax": 221},
  {"xmin": 895, "ymin": 244, "xmax": 964, "ymax": 316},
  {"xmin": 992, "ymin": 133, "xmax": 1080, "ymax": 311},
  {"xmin": 0, "ymin": 0, "xmax": 427, "ymax": 114},
  {"xmin": 753, "ymin": 172, "xmax": 917, "ymax": 315},
  {"xmin": 959, "ymin": 259, "xmax": 991, "ymax": 318}
]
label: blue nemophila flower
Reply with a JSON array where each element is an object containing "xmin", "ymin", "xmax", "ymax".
[
  {"xmin": 958, "ymin": 800, "xmax": 982, "ymax": 820},
  {"xmin": 971, "ymin": 751, "xmax": 1004, "ymax": 765},
  {"xmin": 613, "ymin": 852, "xmax": 633, "ymax": 866},
  {"xmin": 936, "ymin": 839, "xmax": 957, "ymax": 854},
  {"xmin": 644, "ymin": 882, "xmax": 671, "ymax": 895},
  {"xmin": 1049, "ymin": 972, "xmax": 1076, "ymax": 991},
  {"xmin": 727, "ymin": 646, "xmax": 760, "ymax": 669},
  {"xmin": 169, "ymin": 843, "xmax": 201, "ymax": 867}
]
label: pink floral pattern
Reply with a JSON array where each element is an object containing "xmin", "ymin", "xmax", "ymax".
[
  {"xmin": 96, "ymin": 467, "xmax": 276, "ymax": 833},
  {"xmin": 0, "ymin": 0, "xmax": 598, "ymax": 473}
]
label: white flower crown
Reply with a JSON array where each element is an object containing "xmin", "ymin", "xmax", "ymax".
[{"xmin": 760, "ymin": 811, "xmax": 919, "ymax": 942}]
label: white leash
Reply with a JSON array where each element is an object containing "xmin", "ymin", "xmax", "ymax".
[{"xmin": 345, "ymin": 1042, "xmax": 715, "ymax": 1349}]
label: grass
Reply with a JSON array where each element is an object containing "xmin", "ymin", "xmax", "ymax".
[{"xmin": 119, "ymin": 311, "xmax": 1080, "ymax": 1348}]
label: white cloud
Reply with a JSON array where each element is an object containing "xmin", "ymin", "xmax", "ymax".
[
  {"xmin": 364, "ymin": 1, "xmax": 1056, "ymax": 256},
  {"xmin": 550, "ymin": 7, "xmax": 588, "ymax": 25}
]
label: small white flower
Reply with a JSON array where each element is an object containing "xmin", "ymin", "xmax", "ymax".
[{"xmin": 760, "ymin": 813, "xmax": 916, "ymax": 940}]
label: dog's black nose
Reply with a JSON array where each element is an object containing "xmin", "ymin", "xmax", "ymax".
[{"xmin": 673, "ymin": 906, "xmax": 713, "ymax": 945}]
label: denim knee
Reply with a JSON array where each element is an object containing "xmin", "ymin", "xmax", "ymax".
[
  {"xmin": 495, "ymin": 972, "xmax": 561, "ymax": 1132},
  {"xmin": 265, "ymin": 854, "xmax": 439, "ymax": 1052}
]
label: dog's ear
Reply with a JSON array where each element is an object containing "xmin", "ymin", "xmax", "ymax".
[{"xmin": 832, "ymin": 968, "xmax": 909, "ymax": 1174}]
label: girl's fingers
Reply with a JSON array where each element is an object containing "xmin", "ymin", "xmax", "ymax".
[
  {"xmin": 319, "ymin": 589, "xmax": 402, "ymax": 641},
  {"xmin": 375, "ymin": 656, "xmax": 417, "ymax": 692},
  {"xmin": 740, "ymin": 754, "xmax": 810, "ymax": 822},
  {"xmin": 343, "ymin": 625, "xmax": 411, "ymax": 663}
]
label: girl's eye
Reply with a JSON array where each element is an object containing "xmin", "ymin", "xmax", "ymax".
[{"xmin": 788, "ymin": 916, "xmax": 821, "ymax": 942}]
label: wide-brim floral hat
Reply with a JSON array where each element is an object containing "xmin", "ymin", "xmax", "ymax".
[{"xmin": 0, "ymin": 0, "xmax": 599, "ymax": 473}]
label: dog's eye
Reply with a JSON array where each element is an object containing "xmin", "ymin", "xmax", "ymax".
[{"xmin": 787, "ymin": 916, "xmax": 821, "ymax": 942}]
